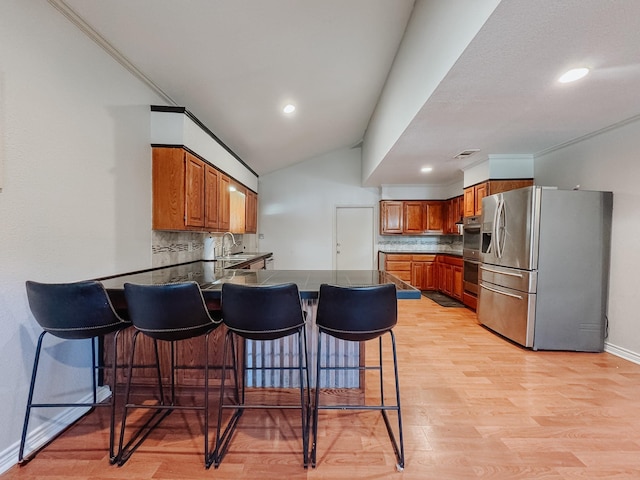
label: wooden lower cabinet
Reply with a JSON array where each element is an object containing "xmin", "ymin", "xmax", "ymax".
[
  {"xmin": 436, "ymin": 256, "xmax": 463, "ymax": 301},
  {"xmin": 380, "ymin": 252, "xmax": 462, "ymax": 301},
  {"xmin": 381, "ymin": 254, "xmax": 412, "ymax": 282},
  {"xmin": 410, "ymin": 255, "xmax": 436, "ymax": 290}
]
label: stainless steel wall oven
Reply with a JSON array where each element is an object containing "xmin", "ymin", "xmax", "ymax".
[{"xmin": 463, "ymin": 216, "xmax": 481, "ymax": 296}]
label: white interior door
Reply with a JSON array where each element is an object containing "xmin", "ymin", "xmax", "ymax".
[{"xmin": 335, "ymin": 206, "xmax": 374, "ymax": 270}]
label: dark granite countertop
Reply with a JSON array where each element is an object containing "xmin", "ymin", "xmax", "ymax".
[{"xmin": 100, "ymin": 261, "xmax": 420, "ymax": 300}]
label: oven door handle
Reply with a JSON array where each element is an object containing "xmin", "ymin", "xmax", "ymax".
[{"xmin": 480, "ymin": 282, "xmax": 523, "ymax": 300}]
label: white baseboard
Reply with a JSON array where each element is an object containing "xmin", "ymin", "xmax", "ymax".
[
  {"xmin": 0, "ymin": 386, "xmax": 111, "ymax": 475},
  {"xmin": 604, "ymin": 341, "xmax": 640, "ymax": 365}
]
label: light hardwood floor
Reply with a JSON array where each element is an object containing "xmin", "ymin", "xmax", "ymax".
[{"xmin": 5, "ymin": 296, "xmax": 640, "ymax": 479}]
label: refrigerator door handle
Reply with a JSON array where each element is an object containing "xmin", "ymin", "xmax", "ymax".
[
  {"xmin": 480, "ymin": 265, "xmax": 524, "ymax": 278},
  {"xmin": 480, "ymin": 282, "xmax": 524, "ymax": 300},
  {"xmin": 496, "ymin": 196, "xmax": 506, "ymax": 258}
]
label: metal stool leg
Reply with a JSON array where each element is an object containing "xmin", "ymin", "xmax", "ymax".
[
  {"xmin": 311, "ymin": 331, "xmax": 322, "ymax": 468},
  {"xmin": 18, "ymin": 331, "xmax": 47, "ymax": 464}
]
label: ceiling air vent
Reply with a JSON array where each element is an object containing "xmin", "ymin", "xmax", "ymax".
[{"xmin": 453, "ymin": 149, "xmax": 480, "ymax": 159}]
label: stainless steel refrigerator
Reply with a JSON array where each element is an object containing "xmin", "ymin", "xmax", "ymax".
[{"xmin": 477, "ymin": 186, "xmax": 612, "ymax": 351}]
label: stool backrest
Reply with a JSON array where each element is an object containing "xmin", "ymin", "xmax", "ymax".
[
  {"xmin": 221, "ymin": 283, "xmax": 305, "ymax": 340},
  {"xmin": 316, "ymin": 283, "xmax": 397, "ymax": 341},
  {"xmin": 25, "ymin": 280, "xmax": 127, "ymax": 340},
  {"xmin": 123, "ymin": 282, "xmax": 217, "ymax": 341}
]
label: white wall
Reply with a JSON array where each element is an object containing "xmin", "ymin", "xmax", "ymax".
[
  {"xmin": 0, "ymin": 1, "xmax": 163, "ymax": 470},
  {"xmin": 534, "ymin": 117, "xmax": 640, "ymax": 361},
  {"xmin": 362, "ymin": 0, "xmax": 501, "ymax": 184},
  {"xmin": 258, "ymin": 148, "xmax": 379, "ymax": 269}
]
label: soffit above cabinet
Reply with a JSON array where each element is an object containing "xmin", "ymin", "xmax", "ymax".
[{"xmin": 151, "ymin": 106, "xmax": 258, "ymax": 192}]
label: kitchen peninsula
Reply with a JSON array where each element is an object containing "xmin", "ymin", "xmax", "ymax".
[{"xmin": 99, "ymin": 256, "xmax": 419, "ymax": 392}]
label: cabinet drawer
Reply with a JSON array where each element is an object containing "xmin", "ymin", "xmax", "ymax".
[
  {"xmin": 385, "ymin": 254, "xmax": 412, "ymax": 261},
  {"xmin": 411, "ymin": 254, "xmax": 435, "ymax": 262},
  {"xmin": 386, "ymin": 261, "xmax": 411, "ymax": 271}
]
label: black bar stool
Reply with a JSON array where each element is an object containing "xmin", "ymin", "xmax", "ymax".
[
  {"xmin": 213, "ymin": 282, "xmax": 310, "ymax": 468},
  {"xmin": 311, "ymin": 283, "xmax": 404, "ymax": 470},
  {"xmin": 117, "ymin": 281, "xmax": 223, "ymax": 468},
  {"xmin": 20, "ymin": 280, "xmax": 131, "ymax": 464}
]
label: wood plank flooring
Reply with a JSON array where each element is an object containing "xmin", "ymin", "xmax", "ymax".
[{"xmin": 5, "ymin": 297, "xmax": 640, "ymax": 479}]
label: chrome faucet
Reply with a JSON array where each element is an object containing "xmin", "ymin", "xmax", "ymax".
[{"xmin": 222, "ymin": 232, "xmax": 236, "ymax": 257}]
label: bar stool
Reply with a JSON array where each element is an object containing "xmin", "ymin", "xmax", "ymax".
[
  {"xmin": 20, "ymin": 280, "xmax": 131, "ymax": 464},
  {"xmin": 213, "ymin": 282, "xmax": 310, "ymax": 468},
  {"xmin": 117, "ymin": 281, "xmax": 222, "ymax": 468},
  {"xmin": 311, "ymin": 283, "xmax": 404, "ymax": 470}
]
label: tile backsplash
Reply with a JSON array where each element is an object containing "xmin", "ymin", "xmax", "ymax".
[
  {"xmin": 377, "ymin": 234, "xmax": 462, "ymax": 253},
  {"xmin": 152, "ymin": 231, "xmax": 255, "ymax": 267}
]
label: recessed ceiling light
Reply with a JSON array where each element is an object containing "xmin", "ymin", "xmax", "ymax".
[
  {"xmin": 421, "ymin": 167, "xmax": 433, "ymax": 173},
  {"xmin": 283, "ymin": 104, "xmax": 296, "ymax": 114},
  {"xmin": 558, "ymin": 67, "xmax": 589, "ymax": 83}
]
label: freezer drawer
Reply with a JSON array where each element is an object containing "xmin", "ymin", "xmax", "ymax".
[
  {"xmin": 477, "ymin": 281, "xmax": 536, "ymax": 347},
  {"xmin": 480, "ymin": 263, "xmax": 536, "ymax": 293}
]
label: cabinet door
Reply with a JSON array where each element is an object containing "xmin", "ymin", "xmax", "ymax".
[
  {"xmin": 425, "ymin": 201, "xmax": 443, "ymax": 232},
  {"xmin": 411, "ymin": 262, "xmax": 424, "ymax": 290},
  {"xmin": 438, "ymin": 262, "xmax": 447, "ymax": 292},
  {"xmin": 488, "ymin": 179, "xmax": 533, "ymax": 195},
  {"xmin": 452, "ymin": 265, "xmax": 463, "ymax": 300},
  {"xmin": 229, "ymin": 183, "xmax": 246, "ymax": 233},
  {"xmin": 152, "ymin": 147, "xmax": 187, "ymax": 231},
  {"xmin": 423, "ymin": 262, "xmax": 436, "ymax": 290},
  {"xmin": 245, "ymin": 190, "xmax": 258, "ymax": 233},
  {"xmin": 218, "ymin": 173, "xmax": 231, "ymax": 231},
  {"xmin": 474, "ymin": 182, "xmax": 488, "ymax": 215},
  {"xmin": 403, "ymin": 201, "xmax": 425, "ymax": 234},
  {"xmin": 449, "ymin": 196, "xmax": 463, "ymax": 232},
  {"xmin": 185, "ymin": 153, "xmax": 205, "ymax": 228},
  {"xmin": 380, "ymin": 201, "xmax": 403, "ymax": 234},
  {"xmin": 463, "ymin": 188, "xmax": 475, "ymax": 217},
  {"xmin": 412, "ymin": 260, "xmax": 436, "ymax": 290},
  {"xmin": 204, "ymin": 164, "xmax": 219, "ymax": 230}
]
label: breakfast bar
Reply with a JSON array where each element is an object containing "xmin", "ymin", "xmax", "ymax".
[{"xmin": 99, "ymin": 260, "xmax": 419, "ymax": 389}]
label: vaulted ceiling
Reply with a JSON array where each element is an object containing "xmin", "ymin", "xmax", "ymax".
[{"xmin": 53, "ymin": 0, "xmax": 640, "ymax": 187}]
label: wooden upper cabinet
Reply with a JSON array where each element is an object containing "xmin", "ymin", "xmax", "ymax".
[
  {"xmin": 403, "ymin": 201, "xmax": 426, "ymax": 234},
  {"xmin": 152, "ymin": 146, "xmax": 258, "ymax": 233},
  {"xmin": 425, "ymin": 201, "xmax": 443, "ymax": 232},
  {"xmin": 464, "ymin": 182, "xmax": 488, "ymax": 217},
  {"xmin": 380, "ymin": 200, "xmax": 444, "ymax": 235},
  {"xmin": 464, "ymin": 180, "xmax": 533, "ymax": 217},
  {"xmin": 380, "ymin": 201, "xmax": 403, "ymax": 234},
  {"xmin": 463, "ymin": 187, "xmax": 476, "ymax": 217},
  {"xmin": 245, "ymin": 190, "xmax": 258, "ymax": 234},
  {"xmin": 229, "ymin": 182, "xmax": 246, "ymax": 234},
  {"xmin": 204, "ymin": 164, "xmax": 219, "ymax": 230},
  {"xmin": 405, "ymin": 201, "xmax": 444, "ymax": 234},
  {"xmin": 445, "ymin": 195, "xmax": 463, "ymax": 234},
  {"xmin": 474, "ymin": 182, "xmax": 488, "ymax": 216},
  {"xmin": 488, "ymin": 179, "xmax": 533, "ymax": 195},
  {"xmin": 185, "ymin": 152, "xmax": 205, "ymax": 228},
  {"xmin": 218, "ymin": 173, "xmax": 230, "ymax": 231}
]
